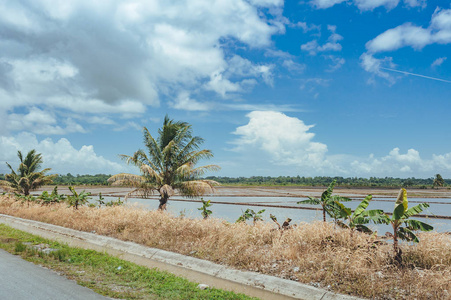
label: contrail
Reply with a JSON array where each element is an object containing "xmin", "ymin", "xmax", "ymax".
[{"xmin": 380, "ymin": 67, "xmax": 451, "ymax": 83}]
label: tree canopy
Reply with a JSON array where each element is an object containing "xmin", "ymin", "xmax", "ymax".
[
  {"xmin": 108, "ymin": 116, "xmax": 220, "ymax": 209},
  {"xmin": 0, "ymin": 150, "xmax": 56, "ymax": 195}
]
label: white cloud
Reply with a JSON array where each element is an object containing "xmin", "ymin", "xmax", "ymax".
[
  {"xmin": 230, "ymin": 112, "xmax": 451, "ymax": 177},
  {"xmin": 5, "ymin": 107, "xmax": 85, "ymax": 135},
  {"xmin": 232, "ymin": 111, "xmax": 330, "ymax": 170},
  {"xmin": 359, "ymin": 53, "xmax": 396, "ymax": 84},
  {"xmin": 431, "ymin": 57, "xmax": 447, "ymax": 67},
  {"xmin": 301, "ymin": 25, "xmax": 343, "ymax": 55},
  {"xmin": 366, "ymin": 8, "xmax": 451, "ymax": 54},
  {"xmin": 310, "ymin": 0, "xmax": 424, "ymax": 10},
  {"xmin": 300, "ymin": 78, "xmax": 331, "ymax": 90},
  {"xmin": 403, "ymin": 0, "xmax": 427, "ymax": 8},
  {"xmin": 361, "ymin": 8, "xmax": 451, "ymax": 82},
  {"xmin": 324, "ymin": 55, "xmax": 346, "ymax": 72},
  {"xmin": 365, "ymin": 23, "xmax": 432, "ymax": 53},
  {"xmin": 0, "ymin": 0, "xmax": 284, "ymax": 123},
  {"xmin": 354, "ymin": 0, "xmax": 400, "ymax": 11},
  {"xmin": 0, "ymin": 132, "xmax": 125, "ymax": 175},
  {"xmin": 310, "ymin": 0, "xmax": 347, "ymax": 9},
  {"xmin": 169, "ymin": 91, "xmax": 211, "ymax": 111},
  {"xmin": 282, "ymin": 60, "xmax": 306, "ymax": 73}
]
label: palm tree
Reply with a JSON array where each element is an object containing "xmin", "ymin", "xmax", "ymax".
[
  {"xmin": 433, "ymin": 174, "xmax": 445, "ymax": 189},
  {"xmin": 0, "ymin": 150, "xmax": 56, "ymax": 196},
  {"xmin": 108, "ymin": 116, "xmax": 220, "ymax": 210}
]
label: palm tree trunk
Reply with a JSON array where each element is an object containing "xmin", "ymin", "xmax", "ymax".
[
  {"xmin": 158, "ymin": 195, "xmax": 168, "ymax": 210},
  {"xmin": 322, "ymin": 208, "xmax": 326, "ymax": 222}
]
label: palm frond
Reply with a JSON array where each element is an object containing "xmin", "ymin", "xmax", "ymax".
[{"xmin": 108, "ymin": 173, "xmax": 146, "ymax": 186}]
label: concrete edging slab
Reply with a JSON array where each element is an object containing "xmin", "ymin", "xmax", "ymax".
[{"xmin": 0, "ymin": 214, "xmax": 362, "ymax": 300}]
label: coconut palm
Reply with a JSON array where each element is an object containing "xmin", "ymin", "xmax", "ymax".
[
  {"xmin": 0, "ymin": 150, "xmax": 56, "ymax": 196},
  {"xmin": 108, "ymin": 116, "xmax": 220, "ymax": 210}
]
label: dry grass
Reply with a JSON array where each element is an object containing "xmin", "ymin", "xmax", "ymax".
[{"xmin": 1, "ymin": 195, "xmax": 450, "ymax": 299}]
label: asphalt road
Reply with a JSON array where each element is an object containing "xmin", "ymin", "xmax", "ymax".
[{"xmin": 0, "ymin": 249, "xmax": 109, "ymax": 300}]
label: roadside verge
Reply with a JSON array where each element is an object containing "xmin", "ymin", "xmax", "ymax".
[{"xmin": 0, "ymin": 213, "xmax": 361, "ymax": 300}]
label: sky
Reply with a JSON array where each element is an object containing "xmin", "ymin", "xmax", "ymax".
[{"xmin": 0, "ymin": 0, "xmax": 450, "ymax": 178}]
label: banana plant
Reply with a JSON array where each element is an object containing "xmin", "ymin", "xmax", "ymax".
[
  {"xmin": 67, "ymin": 186, "xmax": 91, "ymax": 210},
  {"xmin": 330, "ymin": 194, "xmax": 385, "ymax": 235},
  {"xmin": 198, "ymin": 198, "xmax": 213, "ymax": 219},
  {"xmin": 297, "ymin": 180, "xmax": 351, "ymax": 222},
  {"xmin": 236, "ymin": 208, "xmax": 265, "ymax": 224},
  {"xmin": 381, "ymin": 188, "xmax": 433, "ymax": 263}
]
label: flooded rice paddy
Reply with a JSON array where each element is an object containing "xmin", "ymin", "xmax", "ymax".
[{"xmin": 103, "ymin": 195, "xmax": 451, "ymax": 233}]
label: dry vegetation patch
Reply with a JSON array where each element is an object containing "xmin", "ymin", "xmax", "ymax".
[{"xmin": 0, "ymin": 195, "xmax": 450, "ymax": 299}]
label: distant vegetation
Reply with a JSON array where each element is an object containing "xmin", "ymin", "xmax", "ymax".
[
  {"xmin": 2, "ymin": 173, "xmax": 449, "ymax": 188},
  {"xmin": 205, "ymin": 175, "xmax": 450, "ymax": 188},
  {"xmin": 52, "ymin": 173, "xmax": 112, "ymax": 185}
]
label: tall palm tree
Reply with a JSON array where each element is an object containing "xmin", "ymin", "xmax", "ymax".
[
  {"xmin": 108, "ymin": 116, "xmax": 220, "ymax": 210},
  {"xmin": 0, "ymin": 150, "xmax": 56, "ymax": 195}
]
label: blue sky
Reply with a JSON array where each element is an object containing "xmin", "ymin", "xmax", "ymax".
[{"xmin": 0, "ymin": 0, "xmax": 450, "ymax": 178}]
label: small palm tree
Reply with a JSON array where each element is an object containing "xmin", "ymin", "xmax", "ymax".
[
  {"xmin": 0, "ymin": 150, "xmax": 56, "ymax": 196},
  {"xmin": 433, "ymin": 174, "xmax": 445, "ymax": 189},
  {"xmin": 297, "ymin": 180, "xmax": 351, "ymax": 222},
  {"xmin": 108, "ymin": 116, "xmax": 220, "ymax": 210}
]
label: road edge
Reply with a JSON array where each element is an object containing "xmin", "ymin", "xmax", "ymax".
[{"xmin": 0, "ymin": 213, "xmax": 361, "ymax": 300}]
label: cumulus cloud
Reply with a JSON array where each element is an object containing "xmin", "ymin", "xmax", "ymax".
[
  {"xmin": 0, "ymin": 0, "xmax": 284, "ymax": 135},
  {"xmin": 5, "ymin": 107, "xmax": 85, "ymax": 135},
  {"xmin": 231, "ymin": 112, "xmax": 451, "ymax": 177},
  {"xmin": 361, "ymin": 8, "xmax": 451, "ymax": 82},
  {"xmin": 0, "ymin": 132, "xmax": 125, "ymax": 175},
  {"xmin": 232, "ymin": 111, "xmax": 330, "ymax": 170},
  {"xmin": 301, "ymin": 25, "xmax": 343, "ymax": 55}
]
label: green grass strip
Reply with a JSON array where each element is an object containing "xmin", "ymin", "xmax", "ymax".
[{"xmin": 0, "ymin": 224, "xmax": 257, "ymax": 300}]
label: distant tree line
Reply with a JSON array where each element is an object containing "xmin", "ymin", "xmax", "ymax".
[
  {"xmin": 51, "ymin": 173, "xmax": 112, "ymax": 185},
  {"xmin": 205, "ymin": 175, "xmax": 450, "ymax": 188},
  {"xmin": 1, "ymin": 172, "xmax": 450, "ymax": 188}
]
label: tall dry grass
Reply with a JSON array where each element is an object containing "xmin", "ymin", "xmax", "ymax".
[{"xmin": 0, "ymin": 195, "xmax": 450, "ymax": 299}]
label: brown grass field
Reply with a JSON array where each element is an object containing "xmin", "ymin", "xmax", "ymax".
[{"xmin": 0, "ymin": 193, "xmax": 450, "ymax": 299}]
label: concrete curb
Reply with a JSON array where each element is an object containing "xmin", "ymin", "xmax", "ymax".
[{"xmin": 0, "ymin": 214, "xmax": 361, "ymax": 300}]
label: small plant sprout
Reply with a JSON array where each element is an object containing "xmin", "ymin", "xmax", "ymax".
[
  {"xmin": 97, "ymin": 192, "xmax": 105, "ymax": 207},
  {"xmin": 236, "ymin": 208, "xmax": 265, "ymax": 224},
  {"xmin": 381, "ymin": 188, "xmax": 433, "ymax": 264},
  {"xmin": 198, "ymin": 198, "xmax": 212, "ymax": 219},
  {"xmin": 297, "ymin": 180, "xmax": 351, "ymax": 222},
  {"xmin": 270, "ymin": 214, "xmax": 292, "ymax": 231}
]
